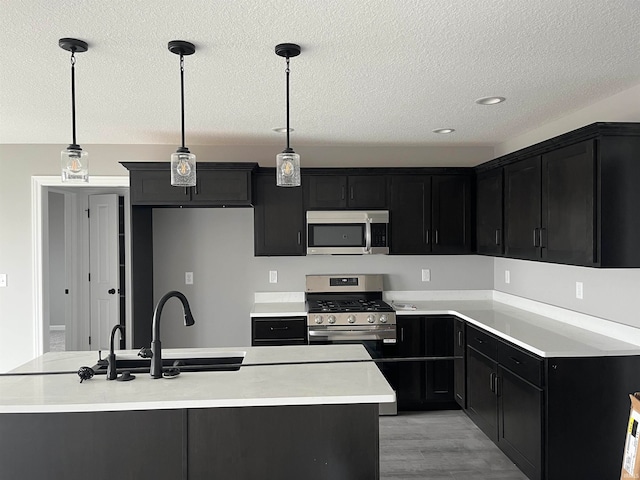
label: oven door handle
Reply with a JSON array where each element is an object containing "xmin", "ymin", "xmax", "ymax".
[{"xmin": 308, "ymin": 329, "xmax": 396, "ymax": 341}]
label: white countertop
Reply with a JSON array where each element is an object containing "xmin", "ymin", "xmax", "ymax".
[
  {"xmin": 251, "ymin": 290, "xmax": 640, "ymax": 358},
  {"xmin": 0, "ymin": 345, "xmax": 395, "ymax": 414}
]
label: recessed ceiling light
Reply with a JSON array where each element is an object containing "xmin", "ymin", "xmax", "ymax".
[
  {"xmin": 475, "ymin": 96, "xmax": 506, "ymax": 105},
  {"xmin": 272, "ymin": 127, "xmax": 294, "ymax": 133},
  {"xmin": 433, "ymin": 128, "xmax": 455, "ymax": 134}
]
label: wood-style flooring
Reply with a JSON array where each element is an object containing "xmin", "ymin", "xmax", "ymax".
[{"xmin": 379, "ymin": 410, "xmax": 528, "ymax": 480}]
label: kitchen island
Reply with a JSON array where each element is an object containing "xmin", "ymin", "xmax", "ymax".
[{"xmin": 0, "ymin": 344, "xmax": 394, "ymax": 480}]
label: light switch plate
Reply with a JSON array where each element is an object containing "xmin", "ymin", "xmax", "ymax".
[
  {"xmin": 421, "ymin": 269, "xmax": 430, "ymax": 282},
  {"xmin": 185, "ymin": 272, "xmax": 193, "ymax": 285},
  {"xmin": 269, "ymin": 271, "xmax": 278, "ymax": 284},
  {"xmin": 0, "ymin": 273, "xmax": 6, "ymax": 287},
  {"xmin": 505, "ymin": 270, "xmax": 511, "ymax": 284}
]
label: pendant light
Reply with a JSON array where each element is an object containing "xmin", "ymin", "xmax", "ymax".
[
  {"xmin": 168, "ymin": 40, "xmax": 197, "ymax": 187},
  {"xmin": 275, "ymin": 43, "xmax": 301, "ymax": 187},
  {"xmin": 59, "ymin": 38, "xmax": 89, "ymax": 182}
]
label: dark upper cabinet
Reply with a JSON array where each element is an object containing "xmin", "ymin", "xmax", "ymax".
[
  {"xmin": 504, "ymin": 155, "xmax": 542, "ymax": 260},
  {"xmin": 504, "ymin": 142, "xmax": 596, "ymax": 265},
  {"xmin": 476, "ymin": 169, "xmax": 503, "ymax": 255},
  {"xmin": 124, "ymin": 162, "xmax": 255, "ymax": 207},
  {"xmin": 253, "ymin": 172, "xmax": 305, "ymax": 256},
  {"xmin": 541, "ymin": 141, "xmax": 595, "ymax": 265},
  {"xmin": 395, "ymin": 315, "xmax": 455, "ymax": 410},
  {"xmin": 431, "ymin": 175, "xmax": 472, "ymax": 254},
  {"xmin": 390, "ymin": 174, "xmax": 472, "ymax": 254},
  {"xmin": 305, "ymin": 174, "xmax": 387, "ymax": 209},
  {"xmin": 478, "ymin": 123, "xmax": 640, "ymax": 267}
]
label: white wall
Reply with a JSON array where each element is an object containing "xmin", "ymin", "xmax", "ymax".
[{"xmin": 152, "ymin": 208, "xmax": 493, "ymax": 348}]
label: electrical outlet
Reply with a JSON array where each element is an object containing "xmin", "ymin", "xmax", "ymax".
[
  {"xmin": 421, "ymin": 269, "xmax": 431, "ymax": 282},
  {"xmin": 505, "ymin": 270, "xmax": 511, "ymax": 284},
  {"xmin": 269, "ymin": 270, "xmax": 278, "ymax": 284},
  {"xmin": 576, "ymin": 281, "xmax": 583, "ymax": 299},
  {"xmin": 0, "ymin": 274, "xmax": 6, "ymax": 287},
  {"xmin": 185, "ymin": 272, "xmax": 194, "ymax": 285}
]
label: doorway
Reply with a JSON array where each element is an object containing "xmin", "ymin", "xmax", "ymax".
[{"xmin": 32, "ymin": 176, "xmax": 131, "ymax": 357}]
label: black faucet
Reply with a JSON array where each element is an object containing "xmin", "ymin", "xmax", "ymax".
[
  {"xmin": 150, "ymin": 291, "xmax": 195, "ymax": 379},
  {"xmin": 107, "ymin": 324, "xmax": 125, "ymax": 380}
]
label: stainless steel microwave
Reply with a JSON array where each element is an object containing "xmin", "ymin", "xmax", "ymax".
[{"xmin": 306, "ymin": 210, "xmax": 389, "ymax": 255}]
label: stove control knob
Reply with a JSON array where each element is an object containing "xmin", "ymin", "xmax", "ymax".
[
  {"xmin": 367, "ymin": 315, "xmax": 376, "ymax": 324},
  {"xmin": 379, "ymin": 315, "xmax": 388, "ymax": 323},
  {"xmin": 314, "ymin": 315, "xmax": 323, "ymax": 324},
  {"xmin": 347, "ymin": 315, "xmax": 356, "ymax": 324},
  {"xmin": 327, "ymin": 315, "xmax": 336, "ymax": 324}
]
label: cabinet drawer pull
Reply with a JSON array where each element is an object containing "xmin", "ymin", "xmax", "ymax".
[
  {"xmin": 474, "ymin": 337, "xmax": 485, "ymax": 344},
  {"xmin": 509, "ymin": 356, "xmax": 522, "ymax": 365},
  {"xmin": 270, "ymin": 326, "xmax": 290, "ymax": 331}
]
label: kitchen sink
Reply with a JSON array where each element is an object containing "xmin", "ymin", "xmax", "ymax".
[{"xmin": 92, "ymin": 352, "xmax": 245, "ymax": 374}]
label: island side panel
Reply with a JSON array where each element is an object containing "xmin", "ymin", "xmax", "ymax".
[
  {"xmin": 0, "ymin": 409, "xmax": 185, "ymax": 480},
  {"xmin": 188, "ymin": 403, "xmax": 380, "ymax": 480}
]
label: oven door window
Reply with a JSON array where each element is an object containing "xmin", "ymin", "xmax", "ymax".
[{"xmin": 308, "ymin": 223, "xmax": 365, "ymax": 247}]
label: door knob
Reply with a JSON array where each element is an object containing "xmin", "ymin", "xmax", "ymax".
[{"xmin": 108, "ymin": 288, "xmax": 116, "ymax": 295}]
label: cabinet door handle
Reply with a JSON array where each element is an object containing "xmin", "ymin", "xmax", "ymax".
[
  {"xmin": 400, "ymin": 327, "xmax": 404, "ymax": 343},
  {"xmin": 494, "ymin": 375, "xmax": 501, "ymax": 397},
  {"xmin": 490, "ymin": 372, "xmax": 496, "ymax": 393},
  {"xmin": 495, "ymin": 229, "xmax": 501, "ymax": 245},
  {"xmin": 297, "ymin": 231, "xmax": 302, "ymax": 245},
  {"xmin": 539, "ymin": 228, "xmax": 545, "ymax": 248},
  {"xmin": 184, "ymin": 187, "xmax": 189, "ymax": 196},
  {"xmin": 341, "ymin": 186, "xmax": 346, "ymax": 200},
  {"xmin": 509, "ymin": 356, "xmax": 522, "ymax": 365},
  {"xmin": 350, "ymin": 186, "xmax": 354, "ymax": 200},
  {"xmin": 425, "ymin": 229, "xmax": 430, "ymax": 245},
  {"xmin": 434, "ymin": 230, "xmax": 439, "ymax": 245},
  {"xmin": 458, "ymin": 331, "xmax": 463, "ymax": 347},
  {"xmin": 533, "ymin": 228, "xmax": 539, "ymax": 247}
]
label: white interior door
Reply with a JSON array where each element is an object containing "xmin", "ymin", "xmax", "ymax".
[{"xmin": 89, "ymin": 194, "xmax": 120, "ymax": 351}]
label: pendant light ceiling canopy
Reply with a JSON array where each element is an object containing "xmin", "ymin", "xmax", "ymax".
[
  {"xmin": 275, "ymin": 43, "xmax": 301, "ymax": 187},
  {"xmin": 169, "ymin": 40, "xmax": 197, "ymax": 187},
  {"xmin": 59, "ymin": 37, "xmax": 89, "ymax": 182}
]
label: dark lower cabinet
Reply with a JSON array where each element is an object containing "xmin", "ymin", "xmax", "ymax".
[
  {"xmin": 463, "ymin": 322, "xmax": 640, "ymax": 480},
  {"xmin": 498, "ymin": 366, "xmax": 543, "ymax": 480},
  {"xmin": 395, "ymin": 315, "xmax": 456, "ymax": 410},
  {"xmin": 466, "ymin": 324, "xmax": 543, "ymax": 480},
  {"xmin": 453, "ymin": 318, "xmax": 466, "ymax": 408},
  {"xmin": 251, "ymin": 317, "xmax": 307, "ymax": 346}
]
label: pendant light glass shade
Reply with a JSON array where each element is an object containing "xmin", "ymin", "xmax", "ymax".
[
  {"xmin": 59, "ymin": 38, "xmax": 89, "ymax": 182},
  {"xmin": 171, "ymin": 148, "xmax": 196, "ymax": 187},
  {"xmin": 61, "ymin": 145, "xmax": 89, "ymax": 182},
  {"xmin": 275, "ymin": 43, "xmax": 302, "ymax": 187},
  {"xmin": 168, "ymin": 40, "xmax": 197, "ymax": 187},
  {"xmin": 277, "ymin": 149, "xmax": 301, "ymax": 187}
]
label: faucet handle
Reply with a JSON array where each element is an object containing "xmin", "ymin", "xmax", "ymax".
[{"xmin": 138, "ymin": 347, "xmax": 153, "ymax": 359}]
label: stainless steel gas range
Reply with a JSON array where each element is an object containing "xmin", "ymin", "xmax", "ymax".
[{"xmin": 305, "ymin": 273, "xmax": 397, "ymax": 414}]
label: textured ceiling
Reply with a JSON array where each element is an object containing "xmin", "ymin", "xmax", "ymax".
[{"xmin": 2, "ymin": 0, "xmax": 640, "ymax": 150}]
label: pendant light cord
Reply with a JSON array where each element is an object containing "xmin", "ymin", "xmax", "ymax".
[
  {"xmin": 70, "ymin": 50, "xmax": 77, "ymax": 146},
  {"xmin": 285, "ymin": 56, "xmax": 291, "ymax": 150},
  {"xmin": 180, "ymin": 54, "xmax": 186, "ymax": 149}
]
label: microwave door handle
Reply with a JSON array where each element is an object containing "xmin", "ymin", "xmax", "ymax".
[{"xmin": 365, "ymin": 217, "xmax": 372, "ymax": 253}]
